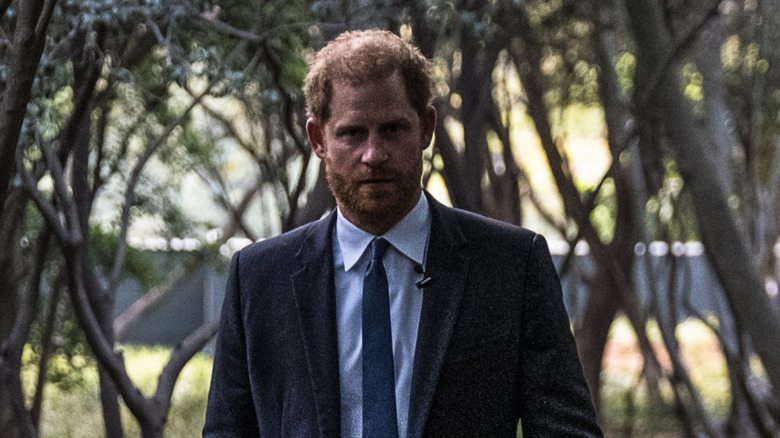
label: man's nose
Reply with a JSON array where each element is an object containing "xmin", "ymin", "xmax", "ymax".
[{"xmin": 361, "ymin": 132, "xmax": 389, "ymax": 166}]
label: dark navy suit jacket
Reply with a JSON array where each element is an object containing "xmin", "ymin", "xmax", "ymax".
[{"xmin": 203, "ymin": 194, "xmax": 602, "ymax": 437}]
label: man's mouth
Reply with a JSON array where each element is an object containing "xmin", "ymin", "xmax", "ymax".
[{"xmin": 360, "ymin": 177, "xmax": 394, "ymax": 184}]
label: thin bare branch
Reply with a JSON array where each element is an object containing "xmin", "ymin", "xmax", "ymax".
[
  {"xmin": 37, "ymin": 131, "xmax": 83, "ymax": 245},
  {"xmin": 19, "ymin": 168, "xmax": 69, "ymax": 244},
  {"xmin": 655, "ymin": 256, "xmax": 720, "ymax": 436},
  {"xmin": 192, "ymin": 164, "xmax": 260, "ymax": 241},
  {"xmin": 199, "ymin": 100, "xmax": 261, "ymax": 161},
  {"xmin": 90, "ymin": 95, "xmax": 111, "ymax": 203},
  {"xmin": 145, "ymin": 12, "xmax": 172, "ymax": 67},
  {"xmin": 154, "ymin": 321, "xmax": 219, "ymax": 409},
  {"xmin": 683, "ymin": 296, "xmax": 779, "ymax": 435},
  {"xmin": 35, "ymin": 0, "xmax": 58, "ymax": 38},
  {"xmin": 108, "ymin": 84, "xmax": 213, "ymax": 291},
  {"xmin": 113, "ymin": 263, "xmax": 187, "ymax": 339},
  {"xmin": 260, "ymin": 42, "xmax": 310, "ymax": 229},
  {"xmin": 200, "ymin": 8, "xmax": 312, "ymax": 45},
  {"xmin": 17, "ymin": 135, "xmax": 74, "ymax": 246},
  {"xmin": 636, "ymin": 1, "xmax": 720, "ymax": 109},
  {"xmin": 201, "ymin": 11, "xmax": 266, "ymax": 43},
  {"xmin": 767, "ymin": 137, "xmax": 780, "ymax": 205},
  {"xmin": 31, "ymin": 260, "xmax": 62, "ymax": 428},
  {"xmin": 146, "ymin": 14, "xmax": 167, "ymax": 46},
  {"xmin": 558, "ymin": 165, "xmax": 615, "ymax": 277}
]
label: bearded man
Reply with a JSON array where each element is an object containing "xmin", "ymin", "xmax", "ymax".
[{"xmin": 204, "ymin": 29, "xmax": 602, "ymax": 438}]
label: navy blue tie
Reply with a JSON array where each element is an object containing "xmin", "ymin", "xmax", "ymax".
[{"xmin": 362, "ymin": 238, "xmax": 398, "ymax": 438}]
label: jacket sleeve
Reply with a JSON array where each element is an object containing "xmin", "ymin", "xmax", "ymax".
[
  {"xmin": 518, "ymin": 234, "xmax": 603, "ymax": 437},
  {"xmin": 203, "ymin": 251, "xmax": 261, "ymax": 438}
]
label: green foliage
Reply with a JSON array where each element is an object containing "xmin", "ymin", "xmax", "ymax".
[
  {"xmin": 589, "ymin": 178, "xmax": 617, "ymax": 244},
  {"xmin": 23, "ymin": 296, "xmax": 95, "ymax": 394},
  {"xmin": 599, "ymin": 318, "xmax": 731, "ymax": 435},
  {"xmin": 27, "ymin": 336, "xmax": 730, "ymax": 438},
  {"xmin": 643, "ymin": 160, "xmax": 700, "ymax": 242},
  {"xmin": 721, "ymin": 30, "xmax": 780, "ymax": 187},
  {"xmin": 24, "ymin": 202, "xmax": 46, "ymax": 242},
  {"xmin": 681, "ymin": 62, "xmax": 705, "ymax": 116},
  {"xmin": 522, "ymin": 0, "xmax": 602, "ymax": 110},
  {"xmin": 29, "ymin": 346, "xmax": 213, "ymax": 438},
  {"xmin": 90, "ymin": 226, "xmax": 160, "ymax": 289},
  {"xmin": 194, "ymin": 0, "xmax": 312, "ymax": 90},
  {"xmin": 615, "ymin": 52, "xmax": 636, "ymax": 95}
]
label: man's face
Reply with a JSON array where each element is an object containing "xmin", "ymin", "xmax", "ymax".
[{"xmin": 307, "ymin": 71, "xmax": 435, "ymax": 234}]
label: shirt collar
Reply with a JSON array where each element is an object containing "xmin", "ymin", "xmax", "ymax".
[{"xmin": 336, "ymin": 193, "xmax": 431, "ymax": 271}]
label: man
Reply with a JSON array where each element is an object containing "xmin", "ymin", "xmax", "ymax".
[{"xmin": 204, "ymin": 29, "xmax": 602, "ymax": 437}]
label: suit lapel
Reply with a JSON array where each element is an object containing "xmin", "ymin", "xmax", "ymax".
[
  {"xmin": 407, "ymin": 195, "xmax": 470, "ymax": 438},
  {"xmin": 291, "ymin": 213, "xmax": 341, "ymax": 438}
]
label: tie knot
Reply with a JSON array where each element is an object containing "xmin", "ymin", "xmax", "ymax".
[{"xmin": 370, "ymin": 238, "xmax": 391, "ymax": 261}]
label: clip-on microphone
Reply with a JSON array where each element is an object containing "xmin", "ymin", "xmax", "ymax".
[{"xmin": 414, "ymin": 265, "xmax": 433, "ymax": 289}]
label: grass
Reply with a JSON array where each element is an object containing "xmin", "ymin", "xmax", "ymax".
[
  {"xmin": 598, "ymin": 317, "xmax": 731, "ymax": 437},
  {"xmin": 25, "ymin": 346, "xmax": 213, "ymax": 438},
  {"xmin": 23, "ymin": 317, "xmax": 731, "ymax": 437}
]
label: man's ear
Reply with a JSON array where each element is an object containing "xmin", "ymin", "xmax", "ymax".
[
  {"xmin": 306, "ymin": 118, "xmax": 327, "ymax": 159},
  {"xmin": 421, "ymin": 106, "xmax": 437, "ymax": 151}
]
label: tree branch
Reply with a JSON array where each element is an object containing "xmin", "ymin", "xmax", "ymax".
[
  {"xmin": 38, "ymin": 130, "xmax": 83, "ymax": 245},
  {"xmin": 113, "ymin": 263, "xmax": 187, "ymax": 340},
  {"xmin": 63, "ymin": 247, "xmax": 150, "ymax": 424},
  {"xmin": 654, "ymin": 255, "xmax": 719, "ymax": 436},
  {"xmin": 153, "ymin": 321, "xmax": 218, "ymax": 410},
  {"xmin": 260, "ymin": 43, "xmax": 311, "ymax": 230},
  {"xmin": 200, "ymin": 7, "xmax": 311, "ymax": 45},
  {"xmin": 18, "ymin": 167, "xmax": 68, "ymax": 244},
  {"xmin": 0, "ymin": 0, "xmax": 50, "ymax": 219},
  {"xmin": 192, "ymin": 164, "xmax": 260, "ymax": 241},
  {"xmin": 627, "ymin": 0, "xmax": 780, "ymax": 394},
  {"xmin": 199, "ymin": 99, "xmax": 262, "ymax": 162},
  {"xmin": 109, "ymin": 84, "xmax": 212, "ymax": 291},
  {"xmin": 2, "ymin": 224, "xmax": 50, "ymax": 360},
  {"xmin": 34, "ymin": 0, "xmax": 57, "ymax": 38},
  {"xmin": 636, "ymin": 1, "xmax": 720, "ymax": 109},
  {"xmin": 31, "ymin": 256, "xmax": 62, "ymax": 428}
]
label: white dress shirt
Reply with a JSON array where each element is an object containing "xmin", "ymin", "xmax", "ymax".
[{"xmin": 333, "ymin": 193, "xmax": 431, "ymax": 438}]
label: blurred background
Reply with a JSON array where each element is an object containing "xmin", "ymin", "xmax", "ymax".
[{"xmin": 2, "ymin": 0, "xmax": 780, "ymax": 436}]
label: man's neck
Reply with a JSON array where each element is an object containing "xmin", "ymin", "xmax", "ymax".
[{"xmin": 337, "ymin": 190, "xmax": 422, "ymax": 236}]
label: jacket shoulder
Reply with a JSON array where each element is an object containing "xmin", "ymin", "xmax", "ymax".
[
  {"xmin": 235, "ymin": 215, "xmax": 331, "ymax": 267},
  {"xmin": 448, "ymin": 206, "xmax": 539, "ymax": 248}
]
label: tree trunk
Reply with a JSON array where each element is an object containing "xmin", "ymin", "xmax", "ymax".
[
  {"xmin": 0, "ymin": 191, "xmax": 34, "ymax": 438},
  {"xmin": 63, "ymin": 25, "xmax": 127, "ymax": 438},
  {"xmin": 0, "ymin": 1, "xmax": 59, "ymax": 431},
  {"xmin": 0, "ymin": 1, "xmax": 55, "ymax": 217},
  {"xmin": 624, "ymin": 0, "xmax": 780, "ymax": 394},
  {"xmin": 31, "ymin": 262, "xmax": 61, "ymax": 428},
  {"xmin": 291, "ymin": 161, "xmax": 335, "ymax": 228},
  {"xmin": 574, "ymin": 276, "xmax": 620, "ymax": 413}
]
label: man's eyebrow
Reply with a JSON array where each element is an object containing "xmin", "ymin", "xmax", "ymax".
[
  {"xmin": 334, "ymin": 123, "xmax": 365, "ymax": 134},
  {"xmin": 380, "ymin": 117, "xmax": 412, "ymax": 126},
  {"xmin": 334, "ymin": 122, "xmax": 356, "ymax": 130}
]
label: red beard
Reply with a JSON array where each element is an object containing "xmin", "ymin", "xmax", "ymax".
[{"xmin": 325, "ymin": 157, "xmax": 422, "ymax": 223}]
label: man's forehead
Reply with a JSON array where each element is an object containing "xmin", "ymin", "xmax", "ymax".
[
  {"xmin": 326, "ymin": 59, "xmax": 397, "ymax": 85},
  {"xmin": 327, "ymin": 107, "xmax": 414, "ymax": 129},
  {"xmin": 330, "ymin": 69, "xmax": 400, "ymax": 90},
  {"xmin": 330, "ymin": 74, "xmax": 411, "ymax": 106}
]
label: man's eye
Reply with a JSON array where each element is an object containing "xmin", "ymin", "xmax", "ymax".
[
  {"xmin": 381, "ymin": 123, "xmax": 405, "ymax": 135},
  {"xmin": 339, "ymin": 128, "xmax": 363, "ymax": 138}
]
